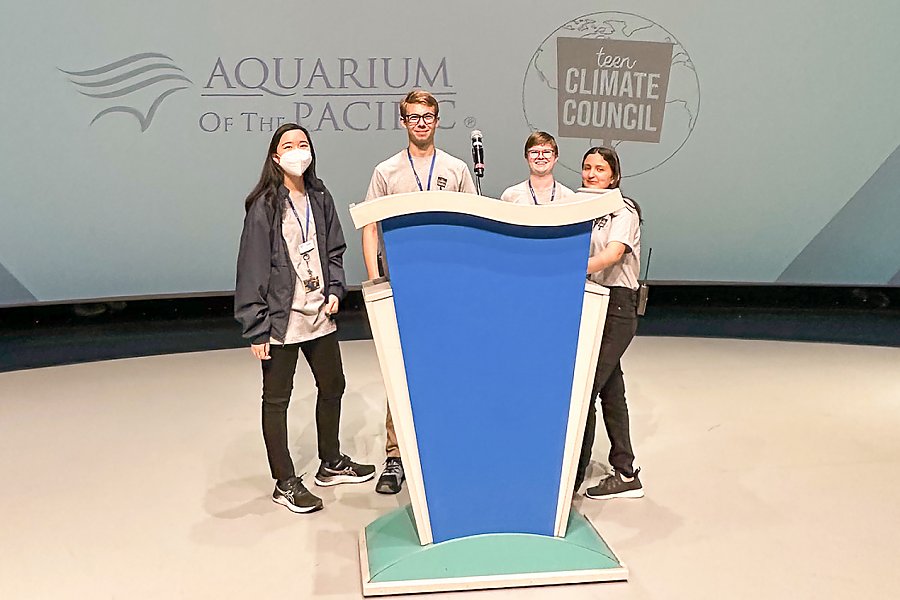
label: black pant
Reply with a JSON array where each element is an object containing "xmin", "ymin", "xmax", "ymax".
[
  {"xmin": 261, "ymin": 332, "xmax": 345, "ymax": 481},
  {"xmin": 576, "ymin": 287, "xmax": 639, "ymax": 488}
]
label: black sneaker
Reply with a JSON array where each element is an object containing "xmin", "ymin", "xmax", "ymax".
[
  {"xmin": 375, "ymin": 457, "xmax": 405, "ymax": 495},
  {"xmin": 585, "ymin": 468, "xmax": 644, "ymax": 500},
  {"xmin": 272, "ymin": 476, "xmax": 323, "ymax": 513},
  {"xmin": 314, "ymin": 454, "xmax": 376, "ymax": 487}
]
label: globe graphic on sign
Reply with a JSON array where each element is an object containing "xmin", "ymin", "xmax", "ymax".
[{"xmin": 523, "ymin": 12, "xmax": 700, "ymax": 178}]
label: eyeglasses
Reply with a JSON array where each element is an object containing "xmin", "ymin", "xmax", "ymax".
[
  {"xmin": 403, "ymin": 113, "xmax": 437, "ymax": 126},
  {"xmin": 527, "ymin": 149, "xmax": 555, "ymax": 158}
]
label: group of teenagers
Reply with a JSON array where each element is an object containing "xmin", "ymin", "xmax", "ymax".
[{"xmin": 234, "ymin": 89, "xmax": 645, "ymax": 514}]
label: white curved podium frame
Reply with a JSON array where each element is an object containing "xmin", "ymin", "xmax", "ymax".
[
  {"xmin": 351, "ymin": 190, "xmax": 633, "ymax": 594},
  {"xmin": 350, "ymin": 188, "xmax": 624, "ymax": 229},
  {"xmin": 351, "ymin": 190, "xmax": 624, "ymax": 544}
]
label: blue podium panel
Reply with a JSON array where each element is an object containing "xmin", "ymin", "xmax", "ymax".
[{"xmin": 382, "ymin": 212, "xmax": 592, "ymax": 543}]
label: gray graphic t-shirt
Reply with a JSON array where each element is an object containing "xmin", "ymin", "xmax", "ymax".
[
  {"xmin": 365, "ymin": 148, "xmax": 477, "ymax": 199},
  {"xmin": 587, "ymin": 202, "xmax": 641, "ymax": 291},
  {"xmin": 272, "ymin": 193, "xmax": 336, "ymax": 344}
]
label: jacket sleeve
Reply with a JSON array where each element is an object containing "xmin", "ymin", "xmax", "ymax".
[
  {"xmin": 234, "ymin": 200, "xmax": 273, "ymax": 344},
  {"xmin": 322, "ymin": 187, "xmax": 347, "ymax": 301}
]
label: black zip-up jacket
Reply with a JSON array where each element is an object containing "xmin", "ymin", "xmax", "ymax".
[{"xmin": 234, "ymin": 184, "xmax": 347, "ymax": 345}]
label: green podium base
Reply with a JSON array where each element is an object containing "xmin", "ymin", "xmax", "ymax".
[{"xmin": 359, "ymin": 505, "xmax": 627, "ymax": 596}]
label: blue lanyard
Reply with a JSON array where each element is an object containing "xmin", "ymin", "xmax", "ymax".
[
  {"xmin": 286, "ymin": 195, "xmax": 311, "ymax": 243},
  {"xmin": 528, "ymin": 180, "xmax": 556, "ymax": 205},
  {"xmin": 407, "ymin": 148, "xmax": 436, "ymax": 191}
]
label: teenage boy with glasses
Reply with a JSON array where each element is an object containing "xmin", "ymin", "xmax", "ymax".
[
  {"xmin": 362, "ymin": 89, "xmax": 477, "ymax": 494},
  {"xmin": 500, "ymin": 131, "xmax": 574, "ymax": 205}
]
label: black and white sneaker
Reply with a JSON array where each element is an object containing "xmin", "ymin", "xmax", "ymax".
[
  {"xmin": 585, "ymin": 468, "xmax": 644, "ymax": 500},
  {"xmin": 375, "ymin": 457, "xmax": 405, "ymax": 495},
  {"xmin": 314, "ymin": 454, "xmax": 376, "ymax": 487},
  {"xmin": 273, "ymin": 476, "xmax": 323, "ymax": 513}
]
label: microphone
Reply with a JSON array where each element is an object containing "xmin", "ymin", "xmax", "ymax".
[{"xmin": 471, "ymin": 130, "xmax": 485, "ymax": 178}]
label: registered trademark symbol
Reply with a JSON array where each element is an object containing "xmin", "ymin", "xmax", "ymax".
[{"xmin": 464, "ymin": 116, "xmax": 476, "ymax": 128}]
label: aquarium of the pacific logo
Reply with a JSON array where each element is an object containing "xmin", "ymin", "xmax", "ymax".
[
  {"xmin": 523, "ymin": 12, "xmax": 700, "ymax": 177},
  {"xmin": 60, "ymin": 53, "xmax": 192, "ymax": 132},
  {"xmin": 60, "ymin": 52, "xmax": 458, "ymax": 135}
]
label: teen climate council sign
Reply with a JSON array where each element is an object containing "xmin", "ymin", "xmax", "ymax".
[
  {"xmin": 523, "ymin": 12, "xmax": 700, "ymax": 177},
  {"xmin": 557, "ymin": 38, "xmax": 673, "ymax": 143}
]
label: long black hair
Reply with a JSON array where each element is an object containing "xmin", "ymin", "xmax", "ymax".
[
  {"xmin": 582, "ymin": 146, "xmax": 642, "ymax": 223},
  {"xmin": 244, "ymin": 123, "xmax": 325, "ymax": 213}
]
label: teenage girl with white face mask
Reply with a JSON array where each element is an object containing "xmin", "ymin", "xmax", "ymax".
[{"xmin": 235, "ymin": 123, "xmax": 374, "ymax": 514}]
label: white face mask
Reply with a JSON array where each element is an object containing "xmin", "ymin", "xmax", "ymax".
[{"xmin": 277, "ymin": 148, "xmax": 312, "ymax": 177}]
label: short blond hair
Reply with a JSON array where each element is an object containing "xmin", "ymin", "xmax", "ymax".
[{"xmin": 400, "ymin": 89, "xmax": 439, "ymax": 117}]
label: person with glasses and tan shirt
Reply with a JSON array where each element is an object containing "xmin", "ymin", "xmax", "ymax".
[
  {"xmin": 362, "ymin": 89, "xmax": 477, "ymax": 494},
  {"xmin": 500, "ymin": 131, "xmax": 574, "ymax": 205}
]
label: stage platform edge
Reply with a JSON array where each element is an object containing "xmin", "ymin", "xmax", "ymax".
[{"xmin": 358, "ymin": 505, "xmax": 628, "ymax": 596}]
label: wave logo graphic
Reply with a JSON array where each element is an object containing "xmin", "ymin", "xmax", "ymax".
[{"xmin": 60, "ymin": 53, "xmax": 192, "ymax": 132}]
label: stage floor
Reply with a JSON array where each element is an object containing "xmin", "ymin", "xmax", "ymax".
[{"xmin": 1, "ymin": 337, "xmax": 898, "ymax": 599}]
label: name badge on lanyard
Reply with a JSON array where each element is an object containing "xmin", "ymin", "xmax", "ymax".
[
  {"xmin": 302, "ymin": 273, "xmax": 321, "ymax": 293},
  {"xmin": 298, "ymin": 240, "xmax": 315, "ymax": 255},
  {"xmin": 287, "ymin": 195, "xmax": 321, "ymax": 293}
]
